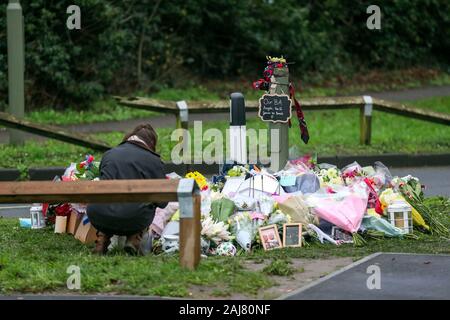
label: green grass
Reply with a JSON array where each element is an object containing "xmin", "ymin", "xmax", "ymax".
[
  {"xmin": 0, "ymin": 218, "xmax": 272, "ymax": 296},
  {"xmin": 24, "ymin": 87, "xmax": 220, "ymax": 126},
  {"xmin": 0, "ymin": 197, "xmax": 448, "ymax": 296},
  {"xmin": 149, "ymin": 86, "xmax": 221, "ymax": 101},
  {"xmin": 150, "ymin": 96, "xmax": 450, "ymax": 158},
  {"xmin": 0, "ymin": 96, "xmax": 449, "ymax": 169},
  {"xmin": 262, "ymin": 259, "xmax": 295, "ymax": 276},
  {"xmin": 19, "ymin": 70, "xmax": 450, "ymax": 126},
  {"xmin": 26, "ymin": 99, "xmax": 159, "ymax": 126}
]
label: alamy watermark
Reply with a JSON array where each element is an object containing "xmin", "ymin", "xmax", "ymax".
[
  {"xmin": 66, "ymin": 5, "xmax": 81, "ymax": 30},
  {"xmin": 170, "ymin": 121, "xmax": 280, "ymax": 165},
  {"xmin": 366, "ymin": 264, "xmax": 381, "ymax": 290},
  {"xmin": 367, "ymin": 5, "xmax": 381, "ymax": 30},
  {"xmin": 66, "ymin": 265, "xmax": 81, "ymax": 290}
]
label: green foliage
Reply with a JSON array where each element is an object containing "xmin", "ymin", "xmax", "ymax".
[
  {"xmin": 262, "ymin": 259, "xmax": 295, "ymax": 276},
  {"xmin": 0, "ymin": 1, "xmax": 449, "ymax": 110}
]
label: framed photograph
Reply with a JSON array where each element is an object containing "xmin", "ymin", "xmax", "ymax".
[
  {"xmin": 283, "ymin": 223, "xmax": 302, "ymax": 248},
  {"xmin": 258, "ymin": 224, "xmax": 283, "ymax": 251}
]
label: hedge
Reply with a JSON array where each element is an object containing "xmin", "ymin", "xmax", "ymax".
[{"xmin": 0, "ymin": 0, "xmax": 449, "ymax": 109}]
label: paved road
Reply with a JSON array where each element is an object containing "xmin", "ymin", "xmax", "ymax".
[
  {"xmin": 390, "ymin": 166, "xmax": 450, "ymax": 197},
  {"xmin": 360, "ymin": 85, "xmax": 450, "ymax": 102},
  {"xmin": 282, "ymin": 253, "xmax": 450, "ymax": 300},
  {"xmin": 1, "ymin": 166, "xmax": 448, "ymax": 218}
]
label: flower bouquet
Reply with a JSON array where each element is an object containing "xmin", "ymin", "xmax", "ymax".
[
  {"xmin": 306, "ymin": 182, "xmax": 369, "ymax": 246},
  {"xmin": 75, "ymin": 155, "xmax": 100, "ymax": 180},
  {"xmin": 317, "ymin": 167, "xmax": 344, "ymax": 187},
  {"xmin": 45, "ymin": 203, "xmax": 72, "ymax": 225},
  {"xmin": 229, "ymin": 212, "xmax": 262, "ymax": 251},
  {"xmin": 341, "ymin": 162, "xmax": 364, "ymax": 186},
  {"xmin": 289, "ymin": 154, "xmax": 317, "ymax": 170},
  {"xmin": 186, "ymin": 171, "xmax": 209, "ymax": 191},
  {"xmin": 394, "ymin": 176, "xmax": 448, "ymax": 236},
  {"xmin": 225, "ymin": 165, "xmax": 248, "ymax": 178},
  {"xmin": 201, "ymin": 215, "xmax": 232, "ymax": 246}
]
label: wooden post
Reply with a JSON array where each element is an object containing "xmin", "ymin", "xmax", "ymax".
[
  {"xmin": 269, "ymin": 67, "xmax": 290, "ymax": 171},
  {"xmin": 177, "ymin": 179, "xmax": 200, "ymax": 270},
  {"xmin": 7, "ymin": 0, "xmax": 25, "ymax": 145},
  {"xmin": 179, "ymin": 193, "xmax": 201, "ymax": 270},
  {"xmin": 360, "ymin": 96, "xmax": 373, "ymax": 145}
]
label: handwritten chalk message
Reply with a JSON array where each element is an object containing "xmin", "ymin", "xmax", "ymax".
[{"xmin": 258, "ymin": 94, "xmax": 292, "ymax": 123}]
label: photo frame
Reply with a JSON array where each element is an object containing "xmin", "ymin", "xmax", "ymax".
[
  {"xmin": 283, "ymin": 223, "xmax": 302, "ymax": 248},
  {"xmin": 258, "ymin": 224, "xmax": 283, "ymax": 251}
]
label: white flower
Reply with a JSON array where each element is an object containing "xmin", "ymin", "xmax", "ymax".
[
  {"xmin": 327, "ymin": 168, "xmax": 338, "ymax": 178},
  {"xmin": 201, "ymin": 216, "xmax": 231, "ymax": 243}
]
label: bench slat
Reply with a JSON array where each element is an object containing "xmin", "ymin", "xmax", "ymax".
[{"xmin": 0, "ymin": 179, "xmax": 180, "ymax": 203}]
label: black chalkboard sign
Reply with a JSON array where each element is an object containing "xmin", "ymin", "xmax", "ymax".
[{"xmin": 258, "ymin": 94, "xmax": 292, "ymax": 123}]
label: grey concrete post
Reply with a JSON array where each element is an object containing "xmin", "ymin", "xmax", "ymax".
[
  {"xmin": 269, "ymin": 68, "xmax": 290, "ymax": 171},
  {"xmin": 7, "ymin": 0, "xmax": 25, "ymax": 144}
]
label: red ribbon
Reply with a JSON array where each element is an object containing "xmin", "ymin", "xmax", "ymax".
[{"xmin": 289, "ymin": 84, "xmax": 309, "ymax": 144}]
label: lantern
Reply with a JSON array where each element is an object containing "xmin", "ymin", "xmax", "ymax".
[
  {"xmin": 387, "ymin": 200, "xmax": 413, "ymax": 234},
  {"xmin": 30, "ymin": 203, "xmax": 46, "ymax": 229}
]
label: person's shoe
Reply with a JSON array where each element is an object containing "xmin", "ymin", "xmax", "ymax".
[
  {"xmin": 124, "ymin": 231, "xmax": 144, "ymax": 256},
  {"xmin": 92, "ymin": 232, "xmax": 111, "ymax": 255}
]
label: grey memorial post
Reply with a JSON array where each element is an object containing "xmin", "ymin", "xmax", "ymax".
[
  {"xmin": 269, "ymin": 67, "xmax": 289, "ymax": 171},
  {"xmin": 7, "ymin": 0, "xmax": 25, "ymax": 144}
]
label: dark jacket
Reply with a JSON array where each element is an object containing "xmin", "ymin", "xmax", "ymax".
[{"xmin": 87, "ymin": 142, "xmax": 167, "ymax": 235}]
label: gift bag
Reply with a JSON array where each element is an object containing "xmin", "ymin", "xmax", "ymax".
[
  {"xmin": 74, "ymin": 215, "xmax": 98, "ymax": 244},
  {"xmin": 54, "ymin": 216, "xmax": 67, "ymax": 234},
  {"xmin": 67, "ymin": 210, "xmax": 82, "ymax": 235},
  {"xmin": 281, "ymin": 173, "xmax": 320, "ymax": 194}
]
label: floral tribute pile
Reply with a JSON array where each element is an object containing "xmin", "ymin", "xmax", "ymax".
[{"xmin": 32, "ymin": 154, "xmax": 448, "ymax": 255}]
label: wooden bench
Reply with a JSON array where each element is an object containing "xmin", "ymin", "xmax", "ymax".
[{"xmin": 0, "ymin": 178, "xmax": 201, "ymax": 270}]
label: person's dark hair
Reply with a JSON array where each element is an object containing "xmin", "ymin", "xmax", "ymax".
[{"xmin": 122, "ymin": 123, "xmax": 158, "ymax": 152}]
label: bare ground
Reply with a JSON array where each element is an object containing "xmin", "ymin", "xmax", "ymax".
[{"xmin": 186, "ymin": 256, "xmax": 354, "ymax": 300}]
